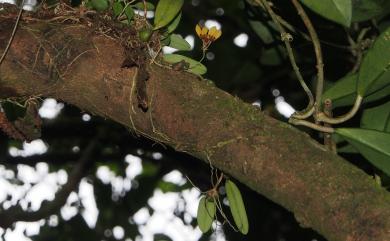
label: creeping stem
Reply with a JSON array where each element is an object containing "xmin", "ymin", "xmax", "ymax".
[
  {"xmin": 316, "ymin": 95, "xmax": 363, "ymax": 124},
  {"xmin": 290, "ymin": 0, "xmax": 324, "ymax": 117},
  {"xmin": 256, "ymin": 0, "xmax": 314, "ymax": 117},
  {"xmin": 289, "ymin": 118, "xmax": 334, "ymax": 133}
]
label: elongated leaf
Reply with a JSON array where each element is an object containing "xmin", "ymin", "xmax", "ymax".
[
  {"xmin": 160, "ymin": 35, "xmax": 171, "ymax": 46},
  {"xmin": 322, "ymin": 71, "xmax": 390, "ymax": 107},
  {"xmin": 168, "ymin": 34, "xmax": 191, "ymax": 51},
  {"xmin": 124, "ymin": 5, "xmax": 134, "ymax": 22},
  {"xmin": 322, "ymin": 73, "xmax": 357, "ymax": 105},
  {"xmin": 361, "ymin": 101, "xmax": 390, "ymax": 132},
  {"xmin": 299, "ymin": 0, "xmax": 352, "ymax": 27},
  {"xmin": 352, "ymin": 0, "xmax": 390, "ymax": 22},
  {"xmin": 154, "ymin": 0, "xmax": 184, "ymax": 30},
  {"xmin": 225, "ymin": 180, "xmax": 249, "ymax": 235},
  {"xmin": 363, "ymin": 83, "xmax": 390, "ymax": 104},
  {"xmin": 336, "ymin": 128, "xmax": 390, "ymax": 176},
  {"xmin": 112, "ymin": 1, "xmax": 123, "ymax": 18},
  {"xmin": 163, "ymin": 54, "xmax": 207, "ymax": 75},
  {"xmin": 197, "ymin": 196, "xmax": 216, "ymax": 233},
  {"xmin": 167, "ymin": 12, "xmax": 182, "ymax": 33},
  {"xmin": 358, "ymin": 27, "xmax": 390, "ymax": 95}
]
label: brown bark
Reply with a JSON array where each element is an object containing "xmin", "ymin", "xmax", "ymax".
[{"xmin": 1, "ymin": 12, "xmax": 390, "ymax": 241}]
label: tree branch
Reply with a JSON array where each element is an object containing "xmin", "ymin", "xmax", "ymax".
[{"xmin": 1, "ymin": 14, "xmax": 390, "ymax": 241}]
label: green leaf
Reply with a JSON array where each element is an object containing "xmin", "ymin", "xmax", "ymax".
[
  {"xmin": 364, "ymin": 83, "xmax": 390, "ymax": 103},
  {"xmin": 168, "ymin": 34, "xmax": 191, "ymax": 51},
  {"xmin": 197, "ymin": 196, "xmax": 216, "ymax": 233},
  {"xmin": 322, "ymin": 73, "xmax": 357, "ymax": 105},
  {"xmin": 154, "ymin": 0, "xmax": 184, "ymax": 30},
  {"xmin": 133, "ymin": 2, "xmax": 155, "ymax": 10},
  {"xmin": 91, "ymin": 0, "xmax": 109, "ymax": 12},
  {"xmin": 322, "ymin": 71, "xmax": 390, "ymax": 107},
  {"xmin": 225, "ymin": 180, "xmax": 249, "ymax": 235},
  {"xmin": 249, "ymin": 20, "xmax": 275, "ymax": 44},
  {"xmin": 160, "ymin": 35, "xmax": 171, "ymax": 46},
  {"xmin": 159, "ymin": 30, "xmax": 171, "ymax": 46},
  {"xmin": 167, "ymin": 12, "xmax": 182, "ymax": 33},
  {"xmin": 112, "ymin": 1, "xmax": 123, "ymax": 18},
  {"xmin": 358, "ymin": 27, "xmax": 390, "ymax": 95},
  {"xmin": 124, "ymin": 5, "xmax": 135, "ymax": 22},
  {"xmin": 163, "ymin": 54, "xmax": 207, "ymax": 75},
  {"xmin": 299, "ymin": 0, "xmax": 352, "ymax": 27},
  {"xmin": 336, "ymin": 128, "xmax": 390, "ymax": 176},
  {"xmin": 361, "ymin": 101, "xmax": 390, "ymax": 132},
  {"xmin": 352, "ymin": 0, "xmax": 390, "ymax": 22}
]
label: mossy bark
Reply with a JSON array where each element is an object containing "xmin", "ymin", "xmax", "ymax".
[{"xmin": 1, "ymin": 13, "xmax": 390, "ymax": 241}]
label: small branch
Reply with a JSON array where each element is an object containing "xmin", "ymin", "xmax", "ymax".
[
  {"xmin": 142, "ymin": 0, "xmax": 147, "ymax": 18},
  {"xmin": 256, "ymin": 0, "xmax": 314, "ymax": 117},
  {"xmin": 349, "ymin": 28, "xmax": 371, "ymax": 73},
  {"xmin": 316, "ymin": 95, "xmax": 363, "ymax": 124},
  {"xmin": 0, "ymin": 1, "xmax": 24, "ymax": 65},
  {"xmin": 291, "ymin": 105, "xmax": 314, "ymax": 120},
  {"xmin": 0, "ymin": 134, "xmax": 100, "ymax": 229},
  {"xmin": 290, "ymin": 0, "xmax": 324, "ymax": 116},
  {"xmin": 289, "ymin": 118, "xmax": 334, "ymax": 133}
]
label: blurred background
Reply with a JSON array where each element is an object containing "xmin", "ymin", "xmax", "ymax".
[{"xmin": 1, "ymin": 0, "xmax": 389, "ymax": 240}]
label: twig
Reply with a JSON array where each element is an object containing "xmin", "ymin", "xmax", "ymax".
[
  {"xmin": 213, "ymin": 195, "xmax": 238, "ymax": 232},
  {"xmin": 316, "ymin": 95, "xmax": 363, "ymax": 124},
  {"xmin": 0, "ymin": 0, "xmax": 25, "ymax": 65},
  {"xmin": 292, "ymin": 105, "xmax": 314, "ymax": 120},
  {"xmin": 348, "ymin": 27, "xmax": 371, "ymax": 73},
  {"xmin": 290, "ymin": 0, "xmax": 324, "ymax": 117},
  {"xmin": 288, "ymin": 118, "xmax": 334, "ymax": 133},
  {"xmin": 256, "ymin": 0, "xmax": 314, "ymax": 117},
  {"xmin": 117, "ymin": 1, "xmax": 133, "ymax": 20},
  {"xmin": 142, "ymin": 0, "xmax": 147, "ymax": 18}
]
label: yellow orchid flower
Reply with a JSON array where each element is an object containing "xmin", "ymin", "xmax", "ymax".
[
  {"xmin": 195, "ymin": 24, "xmax": 222, "ymax": 50},
  {"xmin": 208, "ymin": 26, "xmax": 222, "ymax": 40},
  {"xmin": 195, "ymin": 24, "xmax": 202, "ymax": 37}
]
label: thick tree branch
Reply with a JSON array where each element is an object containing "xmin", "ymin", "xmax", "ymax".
[{"xmin": 1, "ymin": 14, "xmax": 390, "ymax": 241}]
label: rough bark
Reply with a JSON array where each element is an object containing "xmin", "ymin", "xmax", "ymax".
[{"xmin": 1, "ymin": 11, "xmax": 390, "ymax": 241}]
